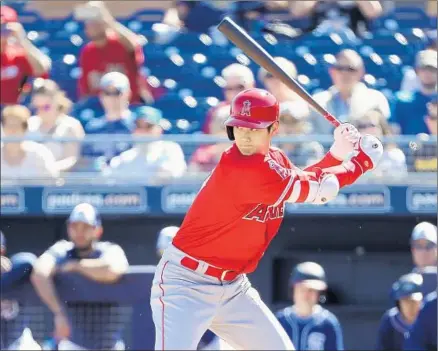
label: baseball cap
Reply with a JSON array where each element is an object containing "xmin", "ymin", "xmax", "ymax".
[
  {"xmin": 391, "ymin": 273, "xmax": 423, "ymax": 301},
  {"xmin": 156, "ymin": 226, "xmax": 179, "ymax": 255},
  {"xmin": 0, "ymin": 6, "xmax": 18, "ymax": 24},
  {"xmin": 135, "ymin": 106, "xmax": 163, "ymax": 126},
  {"xmin": 411, "ymin": 222, "xmax": 437, "ymax": 245},
  {"xmin": 67, "ymin": 203, "xmax": 102, "ymax": 227},
  {"xmin": 99, "ymin": 72, "xmax": 130, "ymax": 93},
  {"xmin": 415, "ymin": 49, "xmax": 437, "ymax": 69},
  {"xmin": 290, "ymin": 262, "xmax": 327, "ymax": 291}
]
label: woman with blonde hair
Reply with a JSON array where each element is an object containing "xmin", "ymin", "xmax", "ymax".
[{"xmin": 27, "ymin": 79, "xmax": 85, "ymax": 172}]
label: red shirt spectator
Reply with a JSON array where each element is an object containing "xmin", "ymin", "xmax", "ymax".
[
  {"xmin": 0, "ymin": 6, "xmax": 51, "ymax": 105},
  {"xmin": 79, "ymin": 33, "xmax": 145, "ymax": 103},
  {"xmin": 76, "ymin": 1, "xmax": 151, "ymax": 104}
]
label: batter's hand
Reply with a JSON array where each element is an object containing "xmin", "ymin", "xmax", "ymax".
[{"xmin": 330, "ymin": 123, "xmax": 360, "ymax": 161}]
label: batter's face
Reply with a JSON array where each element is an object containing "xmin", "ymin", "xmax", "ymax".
[
  {"xmin": 67, "ymin": 221, "xmax": 98, "ymax": 251},
  {"xmin": 411, "ymin": 239, "xmax": 437, "ymax": 268},
  {"xmin": 233, "ymin": 122, "xmax": 278, "ymax": 155},
  {"xmin": 293, "ymin": 282, "xmax": 320, "ymax": 307}
]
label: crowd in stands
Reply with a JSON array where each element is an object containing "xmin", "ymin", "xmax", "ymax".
[{"xmin": 0, "ymin": 0, "xmax": 437, "ymax": 184}]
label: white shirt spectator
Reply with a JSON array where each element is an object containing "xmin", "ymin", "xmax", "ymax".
[
  {"xmin": 1, "ymin": 141, "xmax": 59, "ymax": 179},
  {"xmin": 27, "ymin": 114, "xmax": 85, "ymax": 162},
  {"xmin": 311, "ymin": 82, "xmax": 391, "ymax": 134},
  {"xmin": 106, "ymin": 141, "xmax": 187, "ymax": 184}
]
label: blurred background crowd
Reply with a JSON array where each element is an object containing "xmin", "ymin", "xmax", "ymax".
[
  {"xmin": 0, "ymin": 0, "xmax": 437, "ymax": 350},
  {"xmin": 0, "ymin": 0, "xmax": 436, "ymax": 185}
]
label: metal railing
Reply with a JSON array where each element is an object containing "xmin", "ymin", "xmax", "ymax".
[{"xmin": 1, "ymin": 134, "xmax": 436, "ymax": 186}]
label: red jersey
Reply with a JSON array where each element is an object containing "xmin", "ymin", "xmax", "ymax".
[
  {"xmin": 1, "ymin": 46, "xmax": 34, "ymax": 104},
  {"xmin": 78, "ymin": 33, "xmax": 144, "ymax": 103},
  {"xmin": 173, "ymin": 144, "xmax": 297, "ymax": 273}
]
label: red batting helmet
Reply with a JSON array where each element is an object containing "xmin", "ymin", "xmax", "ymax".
[{"xmin": 224, "ymin": 88, "xmax": 279, "ymax": 140}]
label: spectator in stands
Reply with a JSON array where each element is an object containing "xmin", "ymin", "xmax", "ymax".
[
  {"xmin": 404, "ymin": 291, "xmax": 437, "ymax": 351},
  {"xmin": 27, "ymin": 79, "xmax": 85, "ymax": 173},
  {"xmin": 77, "ymin": 1, "xmax": 152, "ymax": 104},
  {"xmin": 106, "ymin": 106, "xmax": 187, "ymax": 184},
  {"xmin": 31, "ymin": 203, "xmax": 129, "ymax": 349},
  {"xmin": 310, "ymin": 49, "xmax": 390, "ymax": 134},
  {"xmin": 0, "ymin": 5, "xmax": 51, "ymax": 105},
  {"xmin": 289, "ymin": 0, "xmax": 383, "ymax": 37},
  {"xmin": 410, "ymin": 222, "xmax": 437, "ymax": 296},
  {"xmin": 353, "ymin": 109, "xmax": 407, "ymax": 178},
  {"xmin": 276, "ymin": 262, "xmax": 344, "ymax": 350},
  {"xmin": 203, "ymin": 63, "xmax": 255, "ymax": 133},
  {"xmin": 1, "ymin": 230, "xmax": 39, "ymax": 350},
  {"xmin": 390, "ymin": 50, "xmax": 437, "ymax": 135},
  {"xmin": 408, "ymin": 95, "xmax": 437, "ymax": 172},
  {"xmin": 275, "ymin": 102, "xmax": 324, "ymax": 168},
  {"xmin": 401, "ymin": 32, "xmax": 437, "ymax": 93},
  {"xmin": 1, "ymin": 105, "xmax": 59, "ymax": 180},
  {"xmin": 376, "ymin": 273, "xmax": 423, "ymax": 350},
  {"xmin": 190, "ymin": 104, "xmax": 230, "ymax": 173},
  {"xmin": 81, "ymin": 72, "xmax": 135, "ymax": 170},
  {"xmin": 259, "ymin": 57, "xmax": 310, "ymax": 120}
]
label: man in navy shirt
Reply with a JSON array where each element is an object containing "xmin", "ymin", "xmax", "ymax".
[
  {"xmin": 390, "ymin": 49, "xmax": 437, "ymax": 135},
  {"xmin": 1, "ymin": 231, "xmax": 39, "ymax": 350},
  {"xmin": 404, "ymin": 292, "xmax": 437, "ymax": 351},
  {"xmin": 81, "ymin": 71, "xmax": 135, "ymax": 171},
  {"xmin": 276, "ymin": 262, "xmax": 344, "ymax": 350},
  {"xmin": 31, "ymin": 203, "xmax": 129, "ymax": 350},
  {"xmin": 376, "ymin": 273, "xmax": 424, "ymax": 350}
]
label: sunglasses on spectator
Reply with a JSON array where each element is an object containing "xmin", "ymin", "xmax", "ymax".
[
  {"xmin": 102, "ymin": 90, "xmax": 123, "ymax": 97},
  {"xmin": 411, "ymin": 241, "xmax": 437, "ymax": 250},
  {"xmin": 224, "ymin": 84, "xmax": 245, "ymax": 91},
  {"xmin": 357, "ymin": 123, "xmax": 379, "ymax": 129},
  {"xmin": 33, "ymin": 103, "xmax": 52, "ymax": 111},
  {"xmin": 333, "ymin": 65, "xmax": 359, "ymax": 72},
  {"xmin": 135, "ymin": 121, "xmax": 155, "ymax": 130}
]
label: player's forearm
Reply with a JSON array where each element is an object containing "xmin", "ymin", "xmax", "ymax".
[
  {"xmin": 75, "ymin": 259, "xmax": 123, "ymax": 283},
  {"xmin": 30, "ymin": 273, "xmax": 65, "ymax": 315},
  {"xmin": 305, "ymin": 152, "xmax": 343, "ymax": 172}
]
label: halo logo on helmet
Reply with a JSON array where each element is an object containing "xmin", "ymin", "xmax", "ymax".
[
  {"xmin": 224, "ymin": 88, "xmax": 280, "ymax": 141},
  {"xmin": 241, "ymin": 100, "xmax": 252, "ymax": 116}
]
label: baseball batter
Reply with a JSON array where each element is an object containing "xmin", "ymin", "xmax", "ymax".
[{"xmin": 150, "ymin": 88, "xmax": 383, "ymax": 350}]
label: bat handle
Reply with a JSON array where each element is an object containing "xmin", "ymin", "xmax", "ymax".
[{"xmin": 324, "ymin": 113, "xmax": 341, "ymax": 128}]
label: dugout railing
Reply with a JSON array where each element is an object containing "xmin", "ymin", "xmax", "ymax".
[{"xmin": 1, "ymin": 266, "xmax": 156, "ymax": 350}]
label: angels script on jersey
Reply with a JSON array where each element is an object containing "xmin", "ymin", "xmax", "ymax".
[
  {"xmin": 265, "ymin": 155, "xmax": 294, "ymax": 180},
  {"xmin": 243, "ymin": 202, "xmax": 285, "ymax": 223}
]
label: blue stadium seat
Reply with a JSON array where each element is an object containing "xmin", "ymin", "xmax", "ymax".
[{"xmin": 391, "ymin": 7, "xmax": 432, "ymax": 29}]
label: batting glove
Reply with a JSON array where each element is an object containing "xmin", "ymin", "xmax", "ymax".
[
  {"xmin": 350, "ymin": 134, "xmax": 384, "ymax": 172},
  {"xmin": 330, "ymin": 123, "xmax": 361, "ymax": 161}
]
